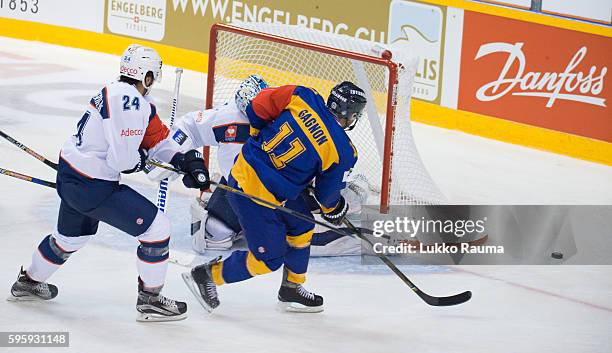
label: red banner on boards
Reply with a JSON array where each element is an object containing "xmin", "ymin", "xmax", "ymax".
[{"xmin": 458, "ymin": 11, "xmax": 610, "ymax": 142}]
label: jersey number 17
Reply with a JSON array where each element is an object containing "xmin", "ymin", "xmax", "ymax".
[{"xmin": 262, "ymin": 122, "xmax": 306, "ymax": 169}]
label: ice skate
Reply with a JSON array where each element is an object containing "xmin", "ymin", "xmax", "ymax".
[
  {"xmin": 278, "ymin": 283, "xmax": 324, "ymax": 313},
  {"xmin": 8, "ymin": 267, "xmax": 58, "ymax": 302},
  {"xmin": 136, "ymin": 279, "xmax": 187, "ymax": 322},
  {"xmin": 182, "ymin": 256, "xmax": 221, "ymax": 312},
  {"xmin": 277, "ymin": 269, "xmax": 323, "ymax": 313}
]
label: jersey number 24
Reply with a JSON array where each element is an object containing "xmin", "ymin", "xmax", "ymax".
[{"xmin": 122, "ymin": 96, "xmax": 140, "ymax": 111}]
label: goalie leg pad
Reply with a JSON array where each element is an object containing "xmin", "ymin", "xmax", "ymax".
[
  {"xmin": 206, "ymin": 182, "xmax": 242, "ymax": 233},
  {"xmin": 190, "ymin": 197, "xmax": 238, "ymax": 253},
  {"xmin": 203, "ymin": 216, "xmax": 238, "ymax": 250}
]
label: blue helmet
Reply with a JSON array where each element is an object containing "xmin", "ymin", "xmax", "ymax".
[{"xmin": 235, "ymin": 74, "xmax": 269, "ymax": 114}]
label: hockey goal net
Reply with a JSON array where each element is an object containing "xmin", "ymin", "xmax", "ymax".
[{"xmin": 206, "ymin": 22, "xmax": 445, "ymax": 213}]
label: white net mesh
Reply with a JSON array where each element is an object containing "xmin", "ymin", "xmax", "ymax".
[{"xmin": 208, "ymin": 23, "xmax": 446, "ymax": 210}]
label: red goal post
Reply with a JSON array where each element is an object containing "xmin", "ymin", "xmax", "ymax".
[{"xmin": 204, "ymin": 22, "xmax": 445, "ymax": 213}]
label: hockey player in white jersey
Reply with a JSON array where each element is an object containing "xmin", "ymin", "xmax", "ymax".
[
  {"xmin": 8, "ymin": 44, "xmax": 210, "ymax": 322},
  {"xmin": 147, "ymin": 75, "xmax": 264, "ymax": 251},
  {"xmin": 147, "ymin": 75, "xmax": 362, "ymax": 255}
]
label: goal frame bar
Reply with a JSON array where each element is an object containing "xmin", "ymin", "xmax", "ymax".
[{"xmin": 205, "ymin": 23, "xmax": 399, "ymax": 213}]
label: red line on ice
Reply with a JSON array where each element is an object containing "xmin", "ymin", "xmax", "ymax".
[{"xmin": 453, "ymin": 267, "xmax": 612, "ymax": 313}]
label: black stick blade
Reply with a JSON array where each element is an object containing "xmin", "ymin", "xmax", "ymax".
[{"xmin": 419, "ymin": 290, "xmax": 472, "ymax": 306}]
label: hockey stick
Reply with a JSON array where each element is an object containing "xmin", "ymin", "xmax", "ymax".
[
  {"xmin": 155, "ymin": 68, "xmax": 183, "ymax": 213},
  {"xmin": 0, "ymin": 125, "xmax": 198, "ymax": 267},
  {"xmin": 147, "ymin": 160, "xmax": 370, "ymax": 233},
  {"xmin": 0, "ymin": 167, "xmax": 56, "ymax": 189},
  {"xmin": 153, "ymin": 68, "xmax": 188, "ymax": 267},
  {"xmin": 0, "ymin": 127, "xmax": 199, "ymax": 267},
  {"xmin": 146, "ymin": 161, "xmax": 472, "ymax": 306},
  {"xmin": 342, "ymin": 219, "xmax": 472, "ymax": 306},
  {"xmin": 0, "ymin": 130, "xmax": 58, "ymax": 170}
]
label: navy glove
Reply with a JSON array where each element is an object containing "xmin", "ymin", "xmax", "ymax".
[{"xmin": 170, "ymin": 150, "xmax": 210, "ymax": 190}]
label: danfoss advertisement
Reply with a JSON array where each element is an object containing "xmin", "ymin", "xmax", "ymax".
[{"xmin": 458, "ymin": 11, "xmax": 610, "ymax": 143}]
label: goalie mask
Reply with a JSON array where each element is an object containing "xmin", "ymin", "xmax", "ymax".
[
  {"xmin": 119, "ymin": 44, "xmax": 163, "ymax": 95},
  {"xmin": 327, "ymin": 81, "xmax": 367, "ymax": 131},
  {"xmin": 235, "ymin": 74, "xmax": 269, "ymax": 114}
]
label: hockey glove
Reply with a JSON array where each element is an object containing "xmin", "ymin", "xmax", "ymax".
[
  {"xmin": 170, "ymin": 150, "xmax": 210, "ymax": 190},
  {"xmin": 321, "ymin": 196, "xmax": 349, "ymax": 226},
  {"xmin": 122, "ymin": 148, "xmax": 148, "ymax": 174}
]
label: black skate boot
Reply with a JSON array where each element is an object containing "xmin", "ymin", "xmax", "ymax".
[
  {"xmin": 136, "ymin": 278, "xmax": 187, "ymax": 322},
  {"xmin": 182, "ymin": 256, "xmax": 221, "ymax": 312},
  {"xmin": 278, "ymin": 268, "xmax": 323, "ymax": 313},
  {"xmin": 8, "ymin": 267, "xmax": 58, "ymax": 302}
]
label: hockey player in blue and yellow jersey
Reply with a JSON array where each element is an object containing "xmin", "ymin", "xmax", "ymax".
[{"xmin": 183, "ymin": 81, "xmax": 367, "ymax": 313}]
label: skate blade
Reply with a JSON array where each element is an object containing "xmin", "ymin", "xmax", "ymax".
[
  {"xmin": 277, "ymin": 301, "xmax": 324, "ymax": 313},
  {"xmin": 181, "ymin": 272, "xmax": 214, "ymax": 313},
  {"xmin": 136, "ymin": 312, "xmax": 187, "ymax": 322},
  {"xmin": 7, "ymin": 294, "xmax": 47, "ymax": 302}
]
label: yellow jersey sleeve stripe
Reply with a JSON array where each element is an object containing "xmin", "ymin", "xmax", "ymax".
[
  {"xmin": 230, "ymin": 152, "xmax": 282, "ymax": 208},
  {"xmin": 286, "ymin": 230, "xmax": 314, "ymax": 249},
  {"xmin": 285, "ymin": 269, "xmax": 306, "ymax": 284},
  {"xmin": 246, "ymin": 251, "xmax": 274, "ymax": 276},
  {"xmin": 211, "ymin": 262, "xmax": 225, "ymax": 286},
  {"xmin": 320, "ymin": 201, "xmax": 339, "ymax": 214},
  {"xmin": 288, "ymin": 95, "xmax": 339, "ymax": 171}
]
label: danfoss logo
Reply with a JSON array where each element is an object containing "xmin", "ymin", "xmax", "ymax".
[{"xmin": 475, "ymin": 42, "xmax": 607, "ymax": 108}]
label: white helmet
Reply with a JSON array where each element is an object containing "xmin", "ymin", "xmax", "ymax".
[
  {"xmin": 235, "ymin": 74, "xmax": 269, "ymax": 114},
  {"xmin": 119, "ymin": 44, "xmax": 162, "ymax": 91}
]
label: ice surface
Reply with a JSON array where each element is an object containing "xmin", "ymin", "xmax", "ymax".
[{"xmin": 0, "ymin": 38, "xmax": 611, "ymax": 353}]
